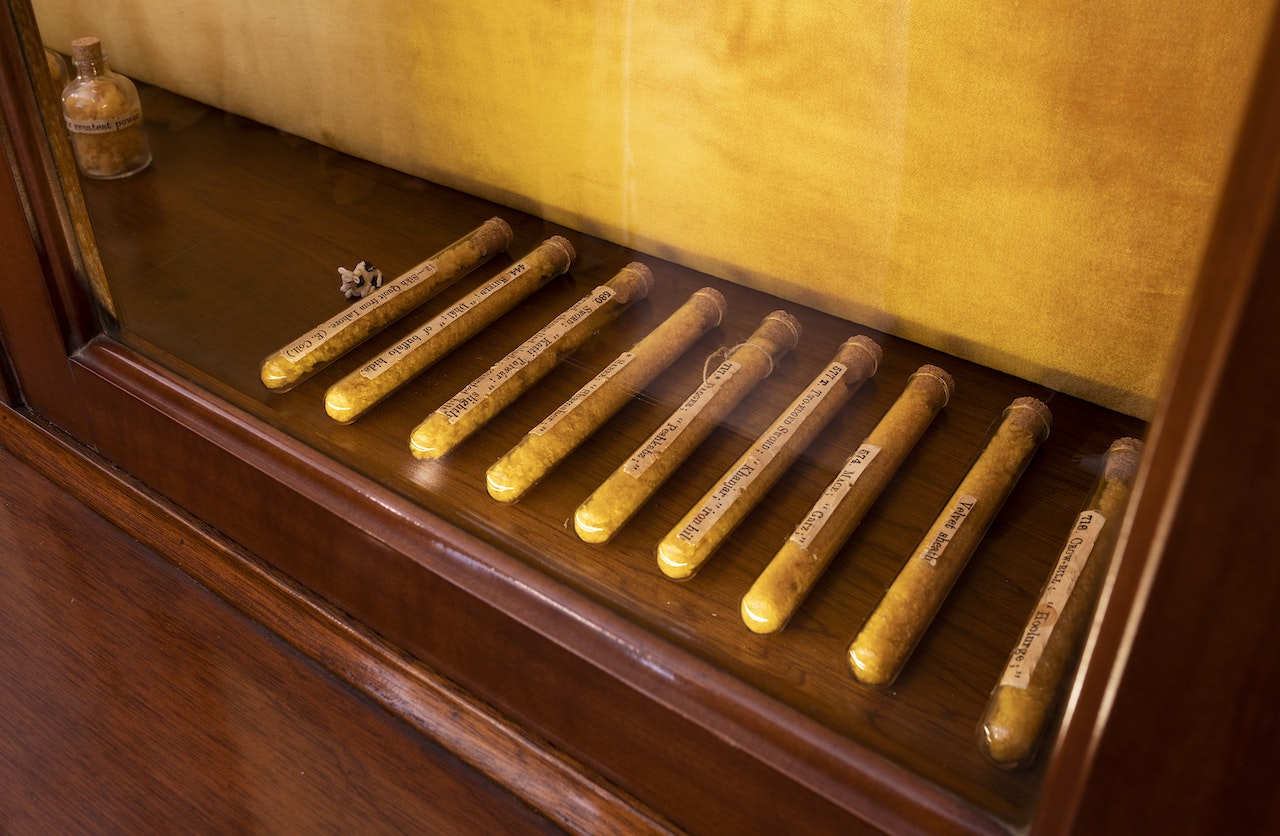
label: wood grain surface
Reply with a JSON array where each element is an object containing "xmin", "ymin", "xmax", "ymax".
[{"xmin": 0, "ymin": 411, "xmax": 562, "ymax": 834}]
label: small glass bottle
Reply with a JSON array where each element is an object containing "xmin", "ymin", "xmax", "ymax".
[{"xmin": 62, "ymin": 36, "xmax": 151, "ymax": 179}]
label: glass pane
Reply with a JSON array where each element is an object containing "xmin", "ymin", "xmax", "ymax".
[
  {"xmin": 17, "ymin": 0, "xmax": 1275, "ymax": 829},
  {"xmin": 31, "ymin": 2, "xmax": 1272, "ymax": 420}
]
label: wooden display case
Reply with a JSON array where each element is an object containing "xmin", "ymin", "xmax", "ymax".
[{"xmin": 2, "ymin": 1, "xmax": 1278, "ymax": 832}]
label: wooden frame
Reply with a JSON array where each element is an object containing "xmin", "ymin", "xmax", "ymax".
[{"xmin": 2, "ymin": 0, "xmax": 1278, "ymax": 831}]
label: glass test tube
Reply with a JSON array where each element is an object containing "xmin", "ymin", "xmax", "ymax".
[
  {"xmin": 486, "ymin": 287, "xmax": 727, "ymax": 503},
  {"xmin": 741, "ymin": 365, "xmax": 954, "ymax": 634},
  {"xmin": 847, "ymin": 396, "xmax": 1053, "ymax": 687},
  {"xmin": 656, "ymin": 335, "xmax": 883, "ymax": 581},
  {"xmin": 259, "ymin": 217, "xmax": 513, "ymax": 391},
  {"xmin": 408, "ymin": 262, "xmax": 653, "ymax": 460},
  {"xmin": 979, "ymin": 436, "xmax": 1144, "ymax": 769},
  {"xmin": 323, "ymin": 236, "xmax": 575, "ymax": 423},
  {"xmin": 573, "ymin": 310, "xmax": 802, "ymax": 544}
]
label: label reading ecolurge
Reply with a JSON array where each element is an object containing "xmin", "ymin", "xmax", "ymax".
[{"xmin": 1000, "ymin": 510, "xmax": 1107, "ymax": 689}]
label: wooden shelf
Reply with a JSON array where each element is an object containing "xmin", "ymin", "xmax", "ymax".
[{"xmin": 78, "ymin": 84, "xmax": 1144, "ymax": 833}]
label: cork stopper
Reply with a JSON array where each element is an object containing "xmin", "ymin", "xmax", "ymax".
[
  {"xmin": 474, "ymin": 217, "xmax": 514, "ymax": 253},
  {"xmin": 1003, "ymin": 396, "xmax": 1053, "ymax": 442},
  {"xmin": 545, "ymin": 235, "xmax": 576, "ymax": 269},
  {"xmin": 71, "ymin": 36, "xmax": 103, "ymax": 64},
  {"xmin": 714, "ymin": 310, "xmax": 800, "ymax": 379},
  {"xmin": 839, "ymin": 334, "xmax": 883, "ymax": 376},
  {"xmin": 760, "ymin": 310, "xmax": 803, "ymax": 351},
  {"xmin": 691, "ymin": 287, "xmax": 728, "ymax": 328},
  {"xmin": 1103, "ymin": 437, "xmax": 1144, "ymax": 482},
  {"xmin": 613, "ymin": 261, "xmax": 654, "ymax": 303},
  {"xmin": 910, "ymin": 364, "xmax": 956, "ymax": 407}
]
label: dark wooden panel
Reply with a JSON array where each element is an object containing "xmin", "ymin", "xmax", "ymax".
[
  {"xmin": 0, "ymin": 412, "xmax": 558, "ymax": 835},
  {"xmin": 1032, "ymin": 7, "xmax": 1280, "ymax": 834},
  {"xmin": 1077, "ymin": 173, "xmax": 1280, "ymax": 835},
  {"xmin": 0, "ymin": 1, "xmax": 103, "ymax": 435},
  {"xmin": 0, "ymin": 81, "xmax": 84, "ymax": 431},
  {"xmin": 72, "ymin": 339, "xmax": 928, "ymax": 835}
]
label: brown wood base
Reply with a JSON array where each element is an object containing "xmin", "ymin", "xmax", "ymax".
[{"xmin": 0, "ymin": 404, "xmax": 673, "ymax": 834}]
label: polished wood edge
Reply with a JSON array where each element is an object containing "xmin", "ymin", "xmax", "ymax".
[
  {"xmin": 0, "ymin": 401, "xmax": 682, "ymax": 836},
  {"xmin": 0, "ymin": 359, "xmax": 16, "ymax": 405},
  {"xmin": 0, "ymin": 1, "xmax": 96, "ymax": 437},
  {"xmin": 1, "ymin": 0, "xmax": 105, "ymax": 340},
  {"xmin": 0, "ymin": 125, "xmax": 84, "ymax": 431},
  {"xmin": 0, "ymin": 93, "xmax": 73, "ymax": 396},
  {"xmin": 1035, "ymin": 6, "xmax": 1280, "ymax": 834},
  {"xmin": 71, "ymin": 336, "xmax": 1008, "ymax": 836}
]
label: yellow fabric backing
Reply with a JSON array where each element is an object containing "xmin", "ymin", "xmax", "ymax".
[{"xmin": 34, "ymin": 1, "xmax": 1274, "ymax": 417}]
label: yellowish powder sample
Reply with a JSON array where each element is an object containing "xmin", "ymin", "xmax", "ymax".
[
  {"xmin": 62, "ymin": 37, "xmax": 151, "ymax": 179},
  {"xmin": 741, "ymin": 365, "xmax": 954, "ymax": 634},
  {"xmin": 323, "ymin": 236, "xmax": 574, "ymax": 424},
  {"xmin": 979, "ymin": 437, "xmax": 1143, "ymax": 769},
  {"xmin": 656, "ymin": 335, "xmax": 883, "ymax": 581},
  {"xmin": 408, "ymin": 262, "xmax": 653, "ymax": 459},
  {"xmin": 486, "ymin": 286, "xmax": 727, "ymax": 502},
  {"xmin": 573, "ymin": 310, "xmax": 801, "ymax": 544},
  {"xmin": 847, "ymin": 396, "xmax": 1052, "ymax": 687}
]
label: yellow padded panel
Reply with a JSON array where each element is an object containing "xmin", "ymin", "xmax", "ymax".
[{"xmin": 34, "ymin": 0, "xmax": 1274, "ymax": 417}]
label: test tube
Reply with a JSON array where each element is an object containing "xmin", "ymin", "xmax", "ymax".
[
  {"xmin": 573, "ymin": 310, "xmax": 801, "ymax": 544},
  {"xmin": 323, "ymin": 236, "xmax": 575, "ymax": 423},
  {"xmin": 656, "ymin": 335, "xmax": 883, "ymax": 581},
  {"xmin": 486, "ymin": 287, "xmax": 727, "ymax": 502},
  {"xmin": 408, "ymin": 262, "xmax": 653, "ymax": 459},
  {"xmin": 847, "ymin": 397, "xmax": 1053, "ymax": 687},
  {"xmin": 259, "ymin": 217, "xmax": 512, "ymax": 390}
]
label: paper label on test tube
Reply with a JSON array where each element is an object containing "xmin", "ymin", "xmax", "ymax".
[
  {"xmin": 438, "ymin": 286, "xmax": 616, "ymax": 425},
  {"xmin": 675, "ymin": 453, "xmax": 765, "ymax": 545},
  {"xmin": 675, "ymin": 360, "xmax": 850, "ymax": 546},
  {"xmin": 918, "ymin": 494, "xmax": 979, "ymax": 566},
  {"xmin": 284, "ymin": 263, "xmax": 440, "ymax": 367},
  {"xmin": 358, "ymin": 260, "xmax": 532, "ymax": 381},
  {"xmin": 623, "ymin": 360, "xmax": 740, "ymax": 478},
  {"xmin": 1000, "ymin": 511, "xmax": 1107, "ymax": 689},
  {"xmin": 789, "ymin": 442, "xmax": 882, "ymax": 550},
  {"xmin": 531, "ymin": 351, "xmax": 636, "ymax": 436}
]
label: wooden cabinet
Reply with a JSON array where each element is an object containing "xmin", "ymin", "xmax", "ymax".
[{"xmin": 2, "ymin": 1, "xmax": 1278, "ymax": 832}]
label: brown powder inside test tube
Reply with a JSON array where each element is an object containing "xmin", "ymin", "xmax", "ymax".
[
  {"xmin": 573, "ymin": 310, "xmax": 801, "ymax": 544},
  {"xmin": 847, "ymin": 396, "xmax": 1052, "ymax": 687},
  {"xmin": 979, "ymin": 436, "xmax": 1143, "ymax": 768},
  {"xmin": 741, "ymin": 365, "xmax": 954, "ymax": 634},
  {"xmin": 486, "ymin": 287, "xmax": 727, "ymax": 503},
  {"xmin": 408, "ymin": 262, "xmax": 653, "ymax": 459},
  {"xmin": 656, "ymin": 335, "xmax": 883, "ymax": 581}
]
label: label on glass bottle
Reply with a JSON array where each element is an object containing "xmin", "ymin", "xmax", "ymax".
[{"xmin": 65, "ymin": 109, "xmax": 142, "ymax": 134}]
